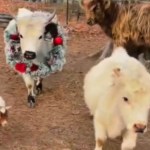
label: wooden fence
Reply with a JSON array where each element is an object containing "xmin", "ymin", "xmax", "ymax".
[
  {"xmin": 0, "ymin": 0, "xmax": 82, "ymax": 28},
  {"xmin": 3, "ymin": 0, "xmax": 150, "ymax": 28},
  {"xmin": 0, "ymin": 14, "xmax": 13, "ymax": 28}
]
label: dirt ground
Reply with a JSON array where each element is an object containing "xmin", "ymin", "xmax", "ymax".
[{"xmin": 0, "ymin": 9, "xmax": 150, "ymax": 150}]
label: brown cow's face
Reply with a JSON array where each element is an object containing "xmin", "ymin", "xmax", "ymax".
[
  {"xmin": 0, "ymin": 110, "xmax": 8, "ymax": 127},
  {"xmin": 80, "ymin": 0, "xmax": 111, "ymax": 25}
]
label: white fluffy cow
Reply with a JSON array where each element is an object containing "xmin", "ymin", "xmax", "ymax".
[
  {"xmin": 84, "ymin": 46, "xmax": 150, "ymax": 150},
  {"xmin": 4, "ymin": 8, "xmax": 67, "ymax": 107}
]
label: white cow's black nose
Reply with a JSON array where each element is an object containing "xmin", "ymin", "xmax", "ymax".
[
  {"xmin": 134, "ymin": 124, "xmax": 146, "ymax": 133},
  {"xmin": 24, "ymin": 51, "xmax": 36, "ymax": 60}
]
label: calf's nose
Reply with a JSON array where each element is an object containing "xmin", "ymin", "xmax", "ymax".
[
  {"xmin": 134, "ymin": 124, "xmax": 146, "ymax": 133},
  {"xmin": 24, "ymin": 51, "xmax": 36, "ymax": 60}
]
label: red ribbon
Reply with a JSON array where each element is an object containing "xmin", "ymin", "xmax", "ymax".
[
  {"xmin": 30, "ymin": 64, "xmax": 39, "ymax": 72},
  {"xmin": 15, "ymin": 63, "xmax": 39, "ymax": 73},
  {"xmin": 15, "ymin": 63, "xmax": 26, "ymax": 73},
  {"xmin": 10, "ymin": 34, "xmax": 20, "ymax": 41}
]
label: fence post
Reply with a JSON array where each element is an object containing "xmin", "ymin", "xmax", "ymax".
[{"xmin": 66, "ymin": 0, "xmax": 69, "ymax": 25}]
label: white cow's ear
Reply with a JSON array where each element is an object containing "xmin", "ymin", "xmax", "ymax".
[
  {"xmin": 112, "ymin": 68, "xmax": 121, "ymax": 77},
  {"xmin": 6, "ymin": 106, "xmax": 12, "ymax": 110}
]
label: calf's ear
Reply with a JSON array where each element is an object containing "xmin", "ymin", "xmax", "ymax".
[
  {"xmin": 111, "ymin": 68, "xmax": 123, "ymax": 86},
  {"xmin": 112, "ymin": 68, "xmax": 121, "ymax": 77}
]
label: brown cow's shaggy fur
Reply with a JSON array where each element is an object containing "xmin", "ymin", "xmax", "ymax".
[
  {"xmin": 81, "ymin": 0, "xmax": 150, "ymax": 61},
  {"xmin": 113, "ymin": 4, "xmax": 150, "ymax": 46}
]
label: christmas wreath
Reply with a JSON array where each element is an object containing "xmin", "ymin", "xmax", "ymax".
[{"xmin": 4, "ymin": 19, "xmax": 67, "ymax": 80}]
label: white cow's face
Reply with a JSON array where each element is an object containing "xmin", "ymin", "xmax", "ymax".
[
  {"xmin": 16, "ymin": 9, "xmax": 56, "ymax": 61},
  {"xmin": 118, "ymin": 81, "xmax": 150, "ymax": 133},
  {"xmin": 17, "ymin": 19, "xmax": 48, "ymax": 60}
]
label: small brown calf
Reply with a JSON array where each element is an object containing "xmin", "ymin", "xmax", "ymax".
[{"xmin": 0, "ymin": 97, "xmax": 11, "ymax": 127}]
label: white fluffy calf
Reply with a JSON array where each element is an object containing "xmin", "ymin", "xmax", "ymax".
[{"xmin": 84, "ymin": 47, "xmax": 150, "ymax": 150}]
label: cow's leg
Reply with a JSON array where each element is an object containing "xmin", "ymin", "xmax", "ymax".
[
  {"xmin": 36, "ymin": 78, "xmax": 43, "ymax": 95},
  {"xmin": 94, "ymin": 111, "xmax": 107, "ymax": 150},
  {"xmin": 121, "ymin": 130, "xmax": 137, "ymax": 150},
  {"xmin": 22, "ymin": 74, "xmax": 36, "ymax": 108}
]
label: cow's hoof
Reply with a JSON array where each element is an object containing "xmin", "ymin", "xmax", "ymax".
[
  {"xmin": 28, "ymin": 95, "xmax": 35, "ymax": 108},
  {"xmin": 36, "ymin": 82, "xmax": 43, "ymax": 95}
]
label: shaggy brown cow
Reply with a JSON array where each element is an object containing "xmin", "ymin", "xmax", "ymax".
[{"xmin": 80, "ymin": 0, "xmax": 150, "ymax": 63}]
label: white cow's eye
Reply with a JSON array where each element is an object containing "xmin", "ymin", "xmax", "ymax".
[
  {"xmin": 19, "ymin": 34, "xmax": 23, "ymax": 38},
  {"xmin": 123, "ymin": 97, "xmax": 128, "ymax": 102},
  {"xmin": 39, "ymin": 35, "xmax": 43, "ymax": 39}
]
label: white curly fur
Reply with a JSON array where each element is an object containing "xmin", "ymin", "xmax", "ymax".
[{"xmin": 84, "ymin": 46, "xmax": 150, "ymax": 150}]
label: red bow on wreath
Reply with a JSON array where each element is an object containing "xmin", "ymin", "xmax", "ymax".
[
  {"xmin": 15, "ymin": 63, "xmax": 26, "ymax": 73},
  {"xmin": 53, "ymin": 36, "xmax": 63, "ymax": 46},
  {"xmin": 15, "ymin": 63, "xmax": 39, "ymax": 73},
  {"xmin": 30, "ymin": 64, "xmax": 39, "ymax": 72},
  {"xmin": 10, "ymin": 34, "xmax": 20, "ymax": 41}
]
